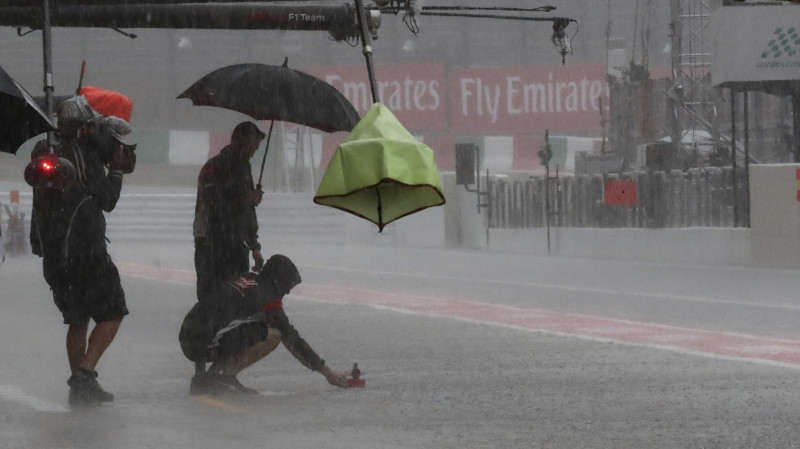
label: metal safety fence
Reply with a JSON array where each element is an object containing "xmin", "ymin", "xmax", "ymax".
[{"xmin": 487, "ymin": 167, "xmax": 749, "ymax": 229}]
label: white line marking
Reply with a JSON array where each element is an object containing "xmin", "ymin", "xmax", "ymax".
[
  {"xmin": 359, "ymin": 301, "xmax": 800, "ymax": 371},
  {"xmin": 0, "ymin": 385, "xmax": 69, "ymax": 412},
  {"xmin": 120, "ymin": 262, "xmax": 800, "ymax": 313},
  {"xmin": 301, "ymin": 264, "xmax": 800, "ymax": 312},
  {"xmin": 259, "ymin": 390, "xmax": 290, "ymax": 396}
]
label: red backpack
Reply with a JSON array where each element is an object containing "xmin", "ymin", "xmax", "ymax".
[{"xmin": 79, "ymin": 86, "xmax": 132, "ymax": 123}]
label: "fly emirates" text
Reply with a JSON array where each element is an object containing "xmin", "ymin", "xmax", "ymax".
[{"xmin": 460, "ymin": 73, "xmax": 606, "ymax": 123}]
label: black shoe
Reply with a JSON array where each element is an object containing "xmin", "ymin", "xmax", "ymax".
[
  {"xmin": 67, "ymin": 368, "xmax": 114, "ymax": 405},
  {"xmin": 189, "ymin": 373, "xmax": 215, "ymax": 396},
  {"xmin": 214, "ymin": 374, "xmax": 259, "ymax": 395}
]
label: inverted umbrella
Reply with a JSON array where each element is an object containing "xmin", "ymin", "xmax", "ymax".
[
  {"xmin": 177, "ymin": 59, "xmax": 360, "ymax": 188},
  {"xmin": 314, "ymin": 103, "xmax": 445, "ymax": 232},
  {"xmin": 0, "ymin": 65, "xmax": 55, "ymax": 154}
]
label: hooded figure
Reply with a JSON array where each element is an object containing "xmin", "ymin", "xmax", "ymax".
[
  {"xmin": 262, "ymin": 254, "xmax": 302, "ymax": 296},
  {"xmin": 178, "ymin": 254, "xmax": 348, "ymax": 394}
]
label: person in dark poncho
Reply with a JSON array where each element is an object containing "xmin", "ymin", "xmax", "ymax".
[
  {"xmin": 179, "ymin": 254, "xmax": 349, "ymax": 394},
  {"xmin": 30, "ymin": 121, "xmax": 133, "ymax": 406}
]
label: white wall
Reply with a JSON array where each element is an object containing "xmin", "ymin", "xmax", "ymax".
[
  {"xmin": 168, "ymin": 130, "xmax": 209, "ymax": 165},
  {"xmin": 750, "ymin": 164, "xmax": 800, "ymax": 267}
]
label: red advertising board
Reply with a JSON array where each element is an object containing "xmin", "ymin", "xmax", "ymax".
[
  {"xmin": 450, "ymin": 63, "xmax": 607, "ymax": 134},
  {"xmin": 304, "ymin": 63, "xmax": 447, "ymax": 131},
  {"xmin": 796, "ymin": 168, "xmax": 800, "ymax": 202},
  {"xmin": 305, "ymin": 62, "xmax": 608, "ymax": 136},
  {"xmin": 306, "ymin": 62, "xmax": 609, "ymax": 172}
]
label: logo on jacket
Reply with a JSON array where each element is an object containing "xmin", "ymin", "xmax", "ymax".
[{"xmin": 229, "ymin": 275, "xmax": 259, "ymax": 292}]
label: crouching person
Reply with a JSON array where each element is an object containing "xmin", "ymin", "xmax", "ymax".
[{"xmin": 179, "ymin": 254, "xmax": 349, "ymax": 395}]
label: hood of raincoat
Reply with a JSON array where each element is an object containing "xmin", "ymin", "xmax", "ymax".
[{"xmin": 258, "ymin": 254, "xmax": 301, "ymax": 297}]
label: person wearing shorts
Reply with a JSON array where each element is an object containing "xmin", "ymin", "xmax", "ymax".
[
  {"xmin": 31, "ymin": 121, "xmax": 131, "ymax": 406},
  {"xmin": 179, "ymin": 254, "xmax": 349, "ymax": 394},
  {"xmin": 48, "ymin": 253, "xmax": 127, "ymax": 325}
]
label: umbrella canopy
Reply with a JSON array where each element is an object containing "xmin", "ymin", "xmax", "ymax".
[
  {"xmin": 314, "ymin": 103, "xmax": 445, "ymax": 232},
  {"xmin": 0, "ymin": 66, "xmax": 55, "ymax": 154},
  {"xmin": 176, "ymin": 61, "xmax": 360, "ymax": 133}
]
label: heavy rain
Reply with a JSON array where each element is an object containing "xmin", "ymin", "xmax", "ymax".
[{"xmin": 2, "ymin": 1, "xmax": 800, "ymax": 448}]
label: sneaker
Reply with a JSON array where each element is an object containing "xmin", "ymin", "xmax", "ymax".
[
  {"xmin": 213, "ymin": 374, "xmax": 259, "ymax": 395},
  {"xmin": 67, "ymin": 368, "xmax": 114, "ymax": 405},
  {"xmin": 189, "ymin": 373, "xmax": 215, "ymax": 396}
]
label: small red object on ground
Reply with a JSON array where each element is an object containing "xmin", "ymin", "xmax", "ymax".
[
  {"xmin": 347, "ymin": 378, "xmax": 365, "ymax": 388},
  {"xmin": 348, "ymin": 363, "xmax": 365, "ymax": 387}
]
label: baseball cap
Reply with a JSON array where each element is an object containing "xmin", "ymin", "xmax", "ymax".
[{"xmin": 232, "ymin": 121, "xmax": 266, "ymax": 141}]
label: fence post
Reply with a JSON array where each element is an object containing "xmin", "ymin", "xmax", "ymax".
[
  {"xmin": 526, "ymin": 179, "xmax": 537, "ymax": 227},
  {"xmin": 589, "ymin": 174, "xmax": 604, "ymax": 227},
  {"xmin": 5, "ymin": 191, "xmax": 27, "ymax": 255}
]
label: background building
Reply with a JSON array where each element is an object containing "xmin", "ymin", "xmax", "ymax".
[{"xmin": 0, "ymin": 1, "xmax": 795, "ymax": 189}]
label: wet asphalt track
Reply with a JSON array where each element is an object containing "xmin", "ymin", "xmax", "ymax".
[{"xmin": 3, "ymin": 240, "xmax": 800, "ymax": 449}]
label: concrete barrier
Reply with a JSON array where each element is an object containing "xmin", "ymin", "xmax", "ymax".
[
  {"xmin": 750, "ymin": 164, "xmax": 800, "ymax": 268},
  {"xmin": 488, "ymin": 227, "xmax": 751, "ymax": 266}
]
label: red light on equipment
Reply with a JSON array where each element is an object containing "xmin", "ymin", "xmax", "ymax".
[
  {"xmin": 40, "ymin": 158, "xmax": 55, "ymax": 173},
  {"xmin": 24, "ymin": 155, "xmax": 77, "ymax": 189}
]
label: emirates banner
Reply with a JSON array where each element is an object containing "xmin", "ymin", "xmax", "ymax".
[
  {"xmin": 305, "ymin": 63, "xmax": 447, "ymax": 131},
  {"xmin": 450, "ymin": 63, "xmax": 606, "ymax": 134},
  {"xmin": 306, "ymin": 62, "xmax": 607, "ymax": 135}
]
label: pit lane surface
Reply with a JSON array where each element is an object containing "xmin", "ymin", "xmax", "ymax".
[{"xmin": 2, "ymin": 240, "xmax": 800, "ymax": 449}]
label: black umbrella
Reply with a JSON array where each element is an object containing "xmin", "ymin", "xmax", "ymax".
[
  {"xmin": 177, "ymin": 58, "xmax": 360, "ymax": 188},
  {"xmin": 0, "ymin": 66, "xmax": 55, "ymax": 154}
]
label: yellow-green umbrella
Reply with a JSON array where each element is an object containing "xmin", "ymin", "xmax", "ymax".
[{"xmin": 313, "ymin": 103, "xmax": 445, "ymax": 232}]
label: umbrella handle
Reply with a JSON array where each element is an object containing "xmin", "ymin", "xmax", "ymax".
[
  {"xmin": 76, "ymin": 60, "xmax": 86, "ymax": 95},
  {"xmin": 256, "ymin": 119, "xmax": 276, "ymax": 190}
]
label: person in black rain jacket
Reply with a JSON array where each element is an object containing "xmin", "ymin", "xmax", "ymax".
[
  {"xmin": 30, "ymin": 123, "xmax": 131, "ymax": 405},
  {"xmin": 193, "ymin": 121, "xmax": 265, "ymax": 301}
]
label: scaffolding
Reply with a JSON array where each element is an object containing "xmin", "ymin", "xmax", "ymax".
[
  {"xmin": 278, "ymin": 123, "xmax": 321, "ymax": 193},
  {"xmin": 669, "ymin": 0, "xmax": 723, "ymax": 140}
]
